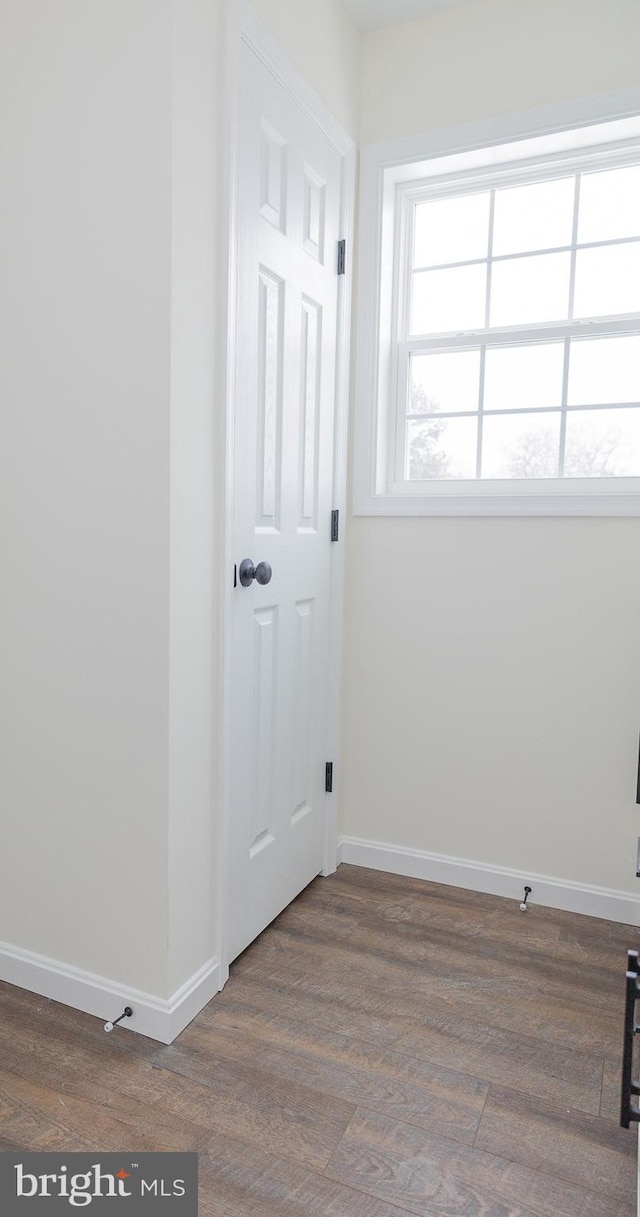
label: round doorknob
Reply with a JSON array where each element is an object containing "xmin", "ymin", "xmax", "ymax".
[{"xmin": 239, "ymin": 558, "xmax": 273, "ymax": 587}]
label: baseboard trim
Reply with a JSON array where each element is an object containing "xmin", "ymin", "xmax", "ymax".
[
  {"xmin": 338, "ymin": 836, "xmax": 640, "ymax": 925},
  {"xmin": 0, "ymin": 942, "xmax": 221, "ymax": 1044}
]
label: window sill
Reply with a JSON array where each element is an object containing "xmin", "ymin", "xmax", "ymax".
[{"xmin": 354, "ymin": 478, "xmax": 640, "ymax": 516}]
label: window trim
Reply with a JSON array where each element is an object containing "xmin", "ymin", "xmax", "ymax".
[{"xmin": 354, "ymin": 88, "xmax": 640, "ymax": 516}]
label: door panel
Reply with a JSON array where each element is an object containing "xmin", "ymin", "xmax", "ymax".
[
  {"xmin": 256, "ymin": 268, "xmax": 283, "ymax": 529},
  {"xmin": 228, "ymin": 44, "xmax": 341, "ymax": 961},
  {"xmin": 250, "ymin": 604, "xmax": 278, "ymax": 854},
  {"xmin": 299, "ymin": 297, "xmax": 321, "ymax": 529},
  {"xmin": 292, "ymin": 597, "xmax": 314, "ymax": 822}
]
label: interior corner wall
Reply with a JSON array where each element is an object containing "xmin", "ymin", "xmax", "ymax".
[
  {"xmin": 342, "ymin": 0, "xmax": 640, "ymax": 899},
  {"xmin": 0, "ymin": 0, "xmax": 173, "ymax": 993}
]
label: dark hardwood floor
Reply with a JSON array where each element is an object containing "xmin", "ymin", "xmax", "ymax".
[{"xmin": 0, "ymin": 864, "xmax": 637, "ymax": 1215}]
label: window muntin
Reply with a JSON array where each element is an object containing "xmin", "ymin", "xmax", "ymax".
[
  {"xmin": 396, "ymin": 158, "xmax": 640, "ymax": 485},
  {"xmin": 403, "ymin": 333, "xmax": 640, "ymax": 482}
]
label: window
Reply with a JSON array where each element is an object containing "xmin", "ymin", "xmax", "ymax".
[
  {"xmin": 401, "ymin": 164, "xmax": 640, "ymax": 485},
  {"xmin": 355, "ymin": 98, "xmax": 640, "ymax": 514}
]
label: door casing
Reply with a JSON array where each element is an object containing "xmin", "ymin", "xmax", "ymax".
[{"xmin": 217, "ymin": 0, "xmax": 355, "ymax": 984}]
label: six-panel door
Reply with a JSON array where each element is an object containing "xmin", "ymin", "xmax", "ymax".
[{"xmin": 228, "ymin": 44, "xmax": 342, "ymax": 961}]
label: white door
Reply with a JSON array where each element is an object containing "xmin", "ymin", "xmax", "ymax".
[{"xmin": 228, "ymin": 43, "xmax": 343, "ymax": 962}]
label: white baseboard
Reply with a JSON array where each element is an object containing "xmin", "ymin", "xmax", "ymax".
[
  {"xmin": 338, "ymin": 835, "xmax": 640, "ymax": 925},
  {"xmin": 0, "ymin": 941, "xmax": 221, "ymax": 1044}
]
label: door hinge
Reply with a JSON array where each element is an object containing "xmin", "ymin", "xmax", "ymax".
[
  {"xmin": 331, "ymin": 509, "xmax": 339, "ymax": 542},
  {"xmin": 325, "ymin": 762, "xmax": 334, "ymax": 793},
  {"xmin": 337, "ymin": 239, "xmax": 346, "ymax": 275}
]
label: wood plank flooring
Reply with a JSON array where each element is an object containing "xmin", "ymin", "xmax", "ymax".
[{"xmin": 0, "ymin": 864, "xmax": 637, "ymax": 1216}]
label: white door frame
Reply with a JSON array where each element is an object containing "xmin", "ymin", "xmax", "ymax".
[{"xmin": 216, "ymin": 0, "xmax": 355, "ymax": 983}]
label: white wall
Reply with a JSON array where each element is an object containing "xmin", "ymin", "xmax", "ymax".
[
  {"xmin": 361, "ymin": 0, "xmax": 640, "ymax": 143},
  {"xmin": 342, "ymin": 519, "xmax": 640, "ymax": 892},
  {"xmin": 0, "ymin": 0, "xmax": 221, "ymax": 1002},
  {"xmin": 0, "ymin": 0, "xmax": 173, "ymax": 994},
  {"xmin": 342, "ymin": 0, "xmax": 640, "ymax": 899}
]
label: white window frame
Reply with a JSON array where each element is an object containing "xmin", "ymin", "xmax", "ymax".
[{"xmin": 354, "ymin": 88, "xmax": 640, "ymax": 516}]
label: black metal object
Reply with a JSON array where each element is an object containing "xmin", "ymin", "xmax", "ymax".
[
  {"xmin": 620, "ymin": 950, "xmax": 640, "ymax": 1127},
  {"xmin": 636, "ymin": 733, "xmax": 640, "ymax": 803},
  {"xmin": 239, "ymin": 559, "xmax": 272, "ymax": 587},
  {"xmin": 104, "ymin": 1006, "xmax": 133, "ymax": 1034},
  {"xmin": 325, "ymin": 762, "xmax": 333, "ymax": 793},
  {"xmin": 519, "ymin": 885, "xmax": 532, "ymax": 912},
  {"xmin": 337, "ymin": 240, "xmax": 346, "ymax": 275},
  {"xmin": 331, "ymin": 509, "xmax": 339, "ymax": 542}
]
